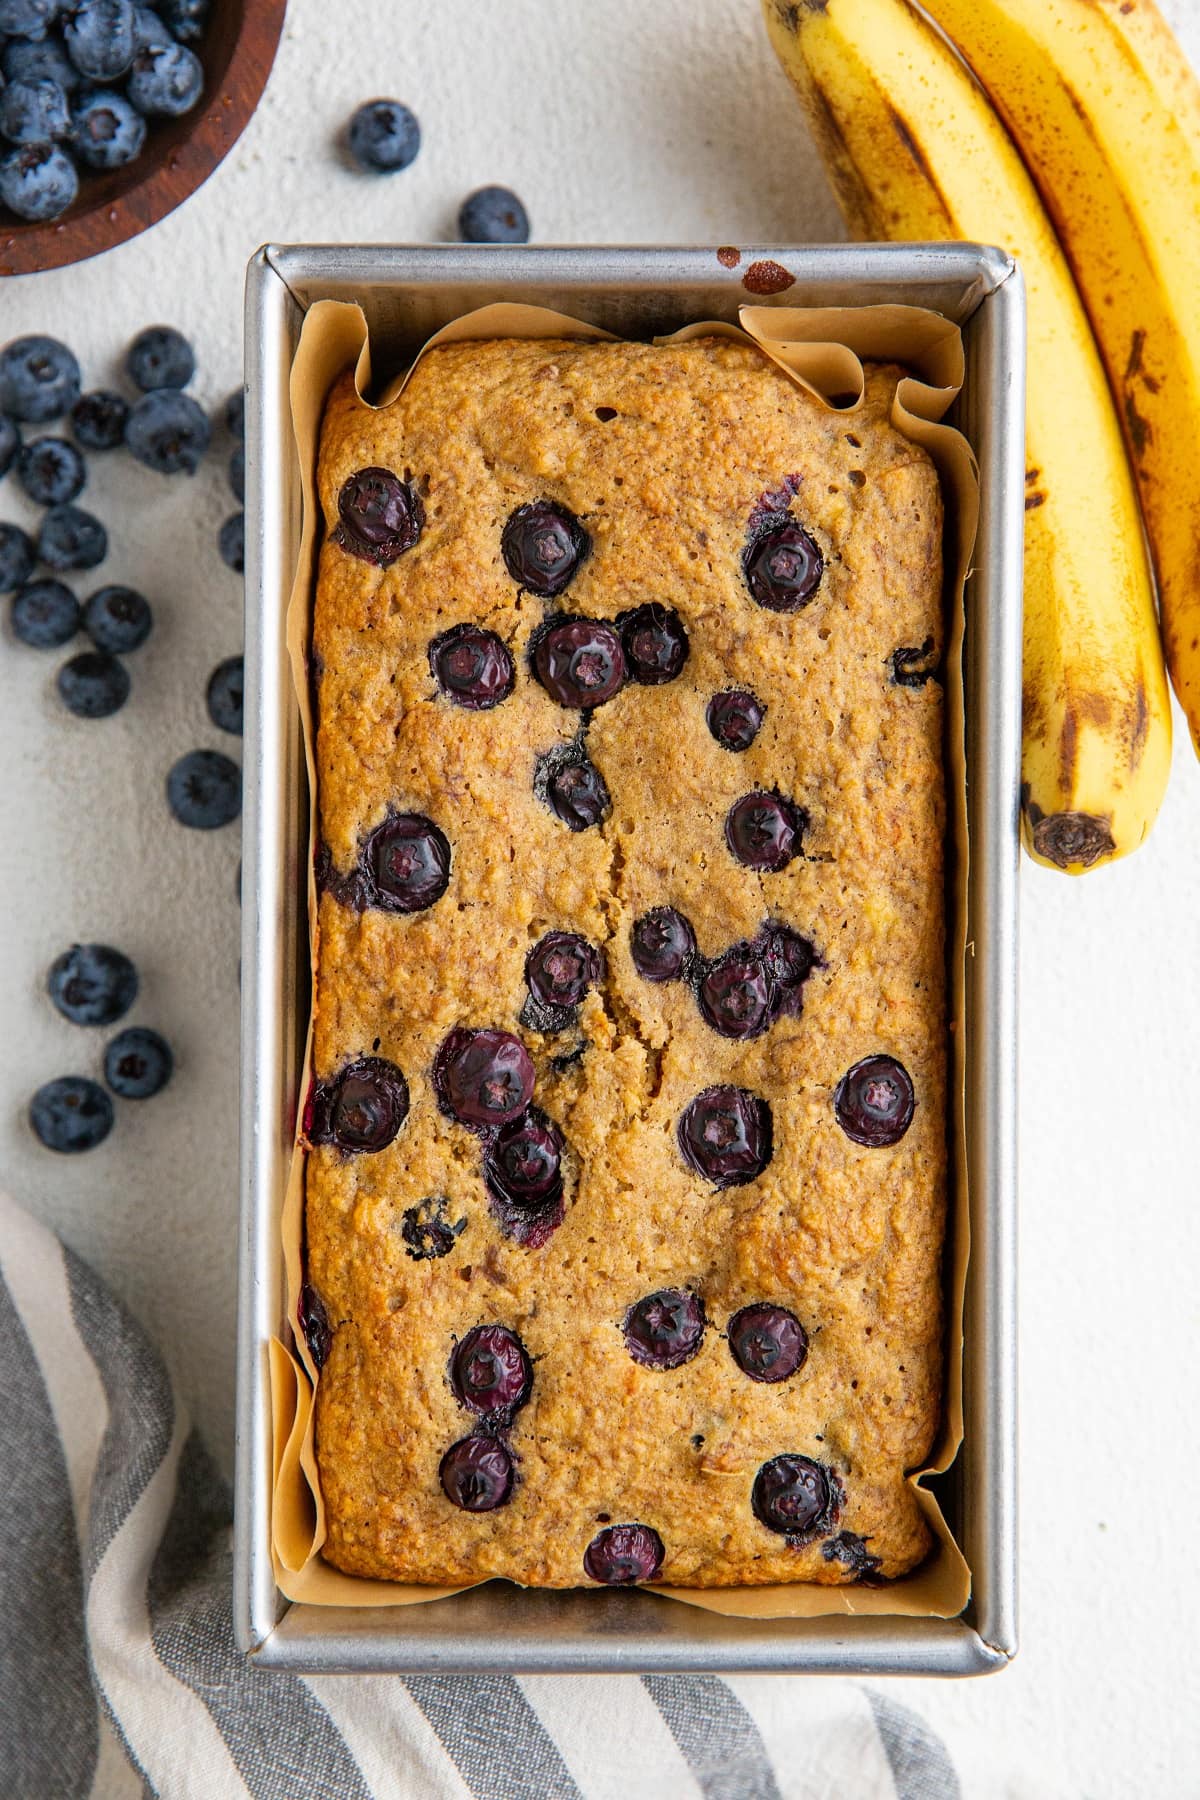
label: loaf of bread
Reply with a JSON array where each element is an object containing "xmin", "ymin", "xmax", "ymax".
[{"xmin": 303, "ymin": 335, "xmax": 947, "ymax": 1589}]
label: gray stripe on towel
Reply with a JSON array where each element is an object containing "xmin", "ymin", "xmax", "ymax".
[
  {"xmin": 147, "ymin": 1428, "xmax": 373, "ymax": 1800},
  {"xmin": 407, "ymin": 1676, "xmax": 584, "ymax": 1800},
  {"xmin": 866, "ymin": 1691, "xmax": 961, "ymax": 1800},
  {"xmin": 641, "ymin": 1675, "xmax": 782, "ymax": 1800},
  {"xmin": 64, "ymin": 1241, "xmax": 174, "ymax": 1578},
  {"xmin": 0, "ymin": 1267, "xmax": 99, "ymax": 1800}
]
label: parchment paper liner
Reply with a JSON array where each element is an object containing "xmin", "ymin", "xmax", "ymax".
[{"xmin": 270, "ymin": 297, "xmax": 977, "ymax": 1619}]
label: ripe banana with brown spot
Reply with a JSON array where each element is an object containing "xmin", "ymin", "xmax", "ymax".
[
  {"xmin": 911, "ymin": 0, "xmax": 1200, "ymax": 765},
  {"xmin": 762, "ymin": 0, "xmax": 1172, "ymax": 872}
]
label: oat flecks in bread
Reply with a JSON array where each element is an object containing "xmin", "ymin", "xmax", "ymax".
[{"xmin": 306, "ymin": 336, "xmax": 947, "ymax": 1589}]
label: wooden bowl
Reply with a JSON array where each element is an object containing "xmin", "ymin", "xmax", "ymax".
[{"xmin": 0, "ymin": 0, "xmax": 287, "ymax": 278}]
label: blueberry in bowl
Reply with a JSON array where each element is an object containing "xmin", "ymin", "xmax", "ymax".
[{"xmin": 0, "ymin": 0, "xmax": 286, "ymax": 274}]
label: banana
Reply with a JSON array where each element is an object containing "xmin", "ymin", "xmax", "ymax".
[
  {"xmin": 911, "ymin": 0, "xmax": 1200, "ymax": 764},
  {"xmin": 762, "ymin": 0, "xmax": 1173, "ymax": 872}
]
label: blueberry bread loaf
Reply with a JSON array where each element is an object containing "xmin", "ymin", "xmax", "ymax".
[{"xmin": 303, "ymin": 335, "xmax": 947, "ymax": 1588}]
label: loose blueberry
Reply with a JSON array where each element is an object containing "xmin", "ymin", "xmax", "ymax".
[
  {"xmin": 534, "ymin": 616, "xmax": 625, "ymax": 710},
  {"xmin": 623, "ymin": 1288, "xmax": 706, "ymax": 1369},
  {"xmin": 126, "ymin": 40, "xmax": 203, "ymax": 115},
  {"xmin": 450, "ymin": 1324, "xmax": 532, "ymax": 1419},
  {"xmin": 39, "ymin": 503, "xmax": 105, "ymax": 572},
  {"xmin": 725, "ymin": 791, "xmax": 805, "ymax": 871},
  {"xmin": 166, "ymin": 748, "xmax": 241, "ymax": 828},
  {"xmin": 583, "ymin": 1523, "xmax": 663, "ymax": 1585},
  {"xmin": 429, "ymin": 623, "xmax": 514, "ymax": 710},
  {"xmin": 103, "ymin": 1026, "xmax": 172, "ymax": 1098},
  {"xmin": 707, "ymin": 688, "xmax": 765, "ymax": 752},
  {"xmin": 334, "ymin": 466, "xmax": 423, "ymax": 566},
  {"xmin": 158, "ymin": 0, "xmax": 207, "ymax": 40},
  {"xmin": 125, "ymin": 326, "xmax": 195, "ymax": 392},
  {"xmin": 84, "ymin": 584, "xmax": 152, "ymax": 654},
  {"xmin": 618, "ymin": 603, "xmax": 689, "ymax": 685},
  {"xmin": 698, "ymin": 947, "xmax": 771, "ymax": 1040},
  {"xmin": 218, "ymin": 511, "xmax": 244, "ymax": 573},
  {"xmin": 17, "ymin": 435, "xmax": 85, "ymax": 506},
  {"xmin": 483, "ymin": 1106, "xmax": 563, "ymax": 1211},
  {"xmin": 727, "ymin": 1303, "xmax": 808, "ymax": 1382},
  {"xmin": 751, "ymin": 1454, "xmax": 839, "ymax": 1537},
  {"xmin": 132, "ymin": 4, "xmax": 171, "ymax": 46},
  {"xmin": 11, "ymin": 577, "xmax": 79, "ymax": 647},
  {"xmin": 71, "ymin": 389, "xmax": 129, "ymax": 450},
  {"xmin": 0, "ymin": 0, "xmax": 60, "ymax": 40},
  {"xmin": 0, "ymin": 77, "xmax": 71, "ymax": 144},
  {"xmin": 440, "ymin": 1435, "xmax": 514, "ymax": 1511},
  {"xmin": 297, "ymin": 1282, "xmax": 331, "ymax": 1369},
  {"xmin": 401, "ymin": 1196, "xmax": 466, "ymax": 1261},
  {"xmin": 346, "ymin": 97, "xmax": 421, "ymax": 172},
  {"xmin": 435, "ymin": 1028, "xmax": 535, "ymax": 1130},
  {"xmin": 833, "ymin": 1055, "xmax": 915, "ymax": 1147},
  {"xmin": 228, "ymin": 442, "xmax": 244, "ymax": 503},
  {"xmin": 501, "ymin": 499, "xmax": 587, "ymax": 596},
  {"xmin": 0, "ymin": 335, "xmax": 80, "ymax": 423},
  {"xmin": 458, "ymin": 184, "xmax": 530, "ymax": 244},
  {"xmin": 0, "ymin": 522, "xmax": 36, "ymax": 594},
  {"xmin": 3, "ymin": 36, "xmax": 80, "ymax": 93},
  {"xmin": 57, "ymin": 650, "xmax": 129, "ymax": 717},
  {"xmin": 30, "ymin": 1076, "xmax": 113, "ymax": 1154},
  {"xmin": 0, "ymin": 142, "xmax": 78, "ymax": 221},
  {"xmin": 630, "ymin": 907, "xmax": 695, "ymax": 983},
  {"xmin": 540, "ymin": 750, "xmax": 609, "ymax": 831},
  {"xmin": 0, "ymin": 414, "xmax": 18, "ymax": 480},
  {"xmin": 77, "ymin": 82, "xmax": 153, "ymax": 155},
  {"xmin": 206, "ymin": 654, "xmax": 243, "ymax": 734},
  {"xmin": 526, "ymin": 931, "xmax": 601, "ymax": 1009},
  {"xmin": 362, "ymin": 812, "xmax": 450, "ymax": 912},
  {"xmin": 743, "ymin": 519, "xmax": 824, "ymax": 612},
  {"xmin": 64, "ymin": 0, "xmax": 136, "ymax": 80},
  {"xmin": 48, "ymin": 942, "xmax": 137, "ymax": 1026},
  {"xmin": 124, "ymin": 389, "xmax": 211, "ymax": 474},
  {"xmin": 677, "ymin": 1085, "xmax": 772, "ymax": 1188},
  {"xmin": 308, "ymin": 1056, "xmax": 409, "ymax": 1154},
  {"xmin": 223, "ymin": 389, "xmax": 244, "ymax": 438}
]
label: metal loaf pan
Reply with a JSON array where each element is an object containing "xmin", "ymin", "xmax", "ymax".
[{"xmin": 236, "ymin": 245, "xmax": 1022, "ymax": 1675}]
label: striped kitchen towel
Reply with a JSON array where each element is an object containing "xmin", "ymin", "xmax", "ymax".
[{"xmin": 0, "ymin": 1189, "xmax": 960, "ymax": 1800}]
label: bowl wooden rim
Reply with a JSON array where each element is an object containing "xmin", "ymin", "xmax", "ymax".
[{"xmin": 0, "ymin": 0, "xmax": 287, "ymax": 278}]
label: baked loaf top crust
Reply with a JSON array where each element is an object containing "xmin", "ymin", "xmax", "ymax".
[{"xmin": 305, "ymin": 335, "xmax": 947, "ymax": 1589}]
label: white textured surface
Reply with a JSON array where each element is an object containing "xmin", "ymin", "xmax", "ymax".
[{"xmin": 1, "ymin": 0, "xmax": 1198, "ymax": 1792}]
